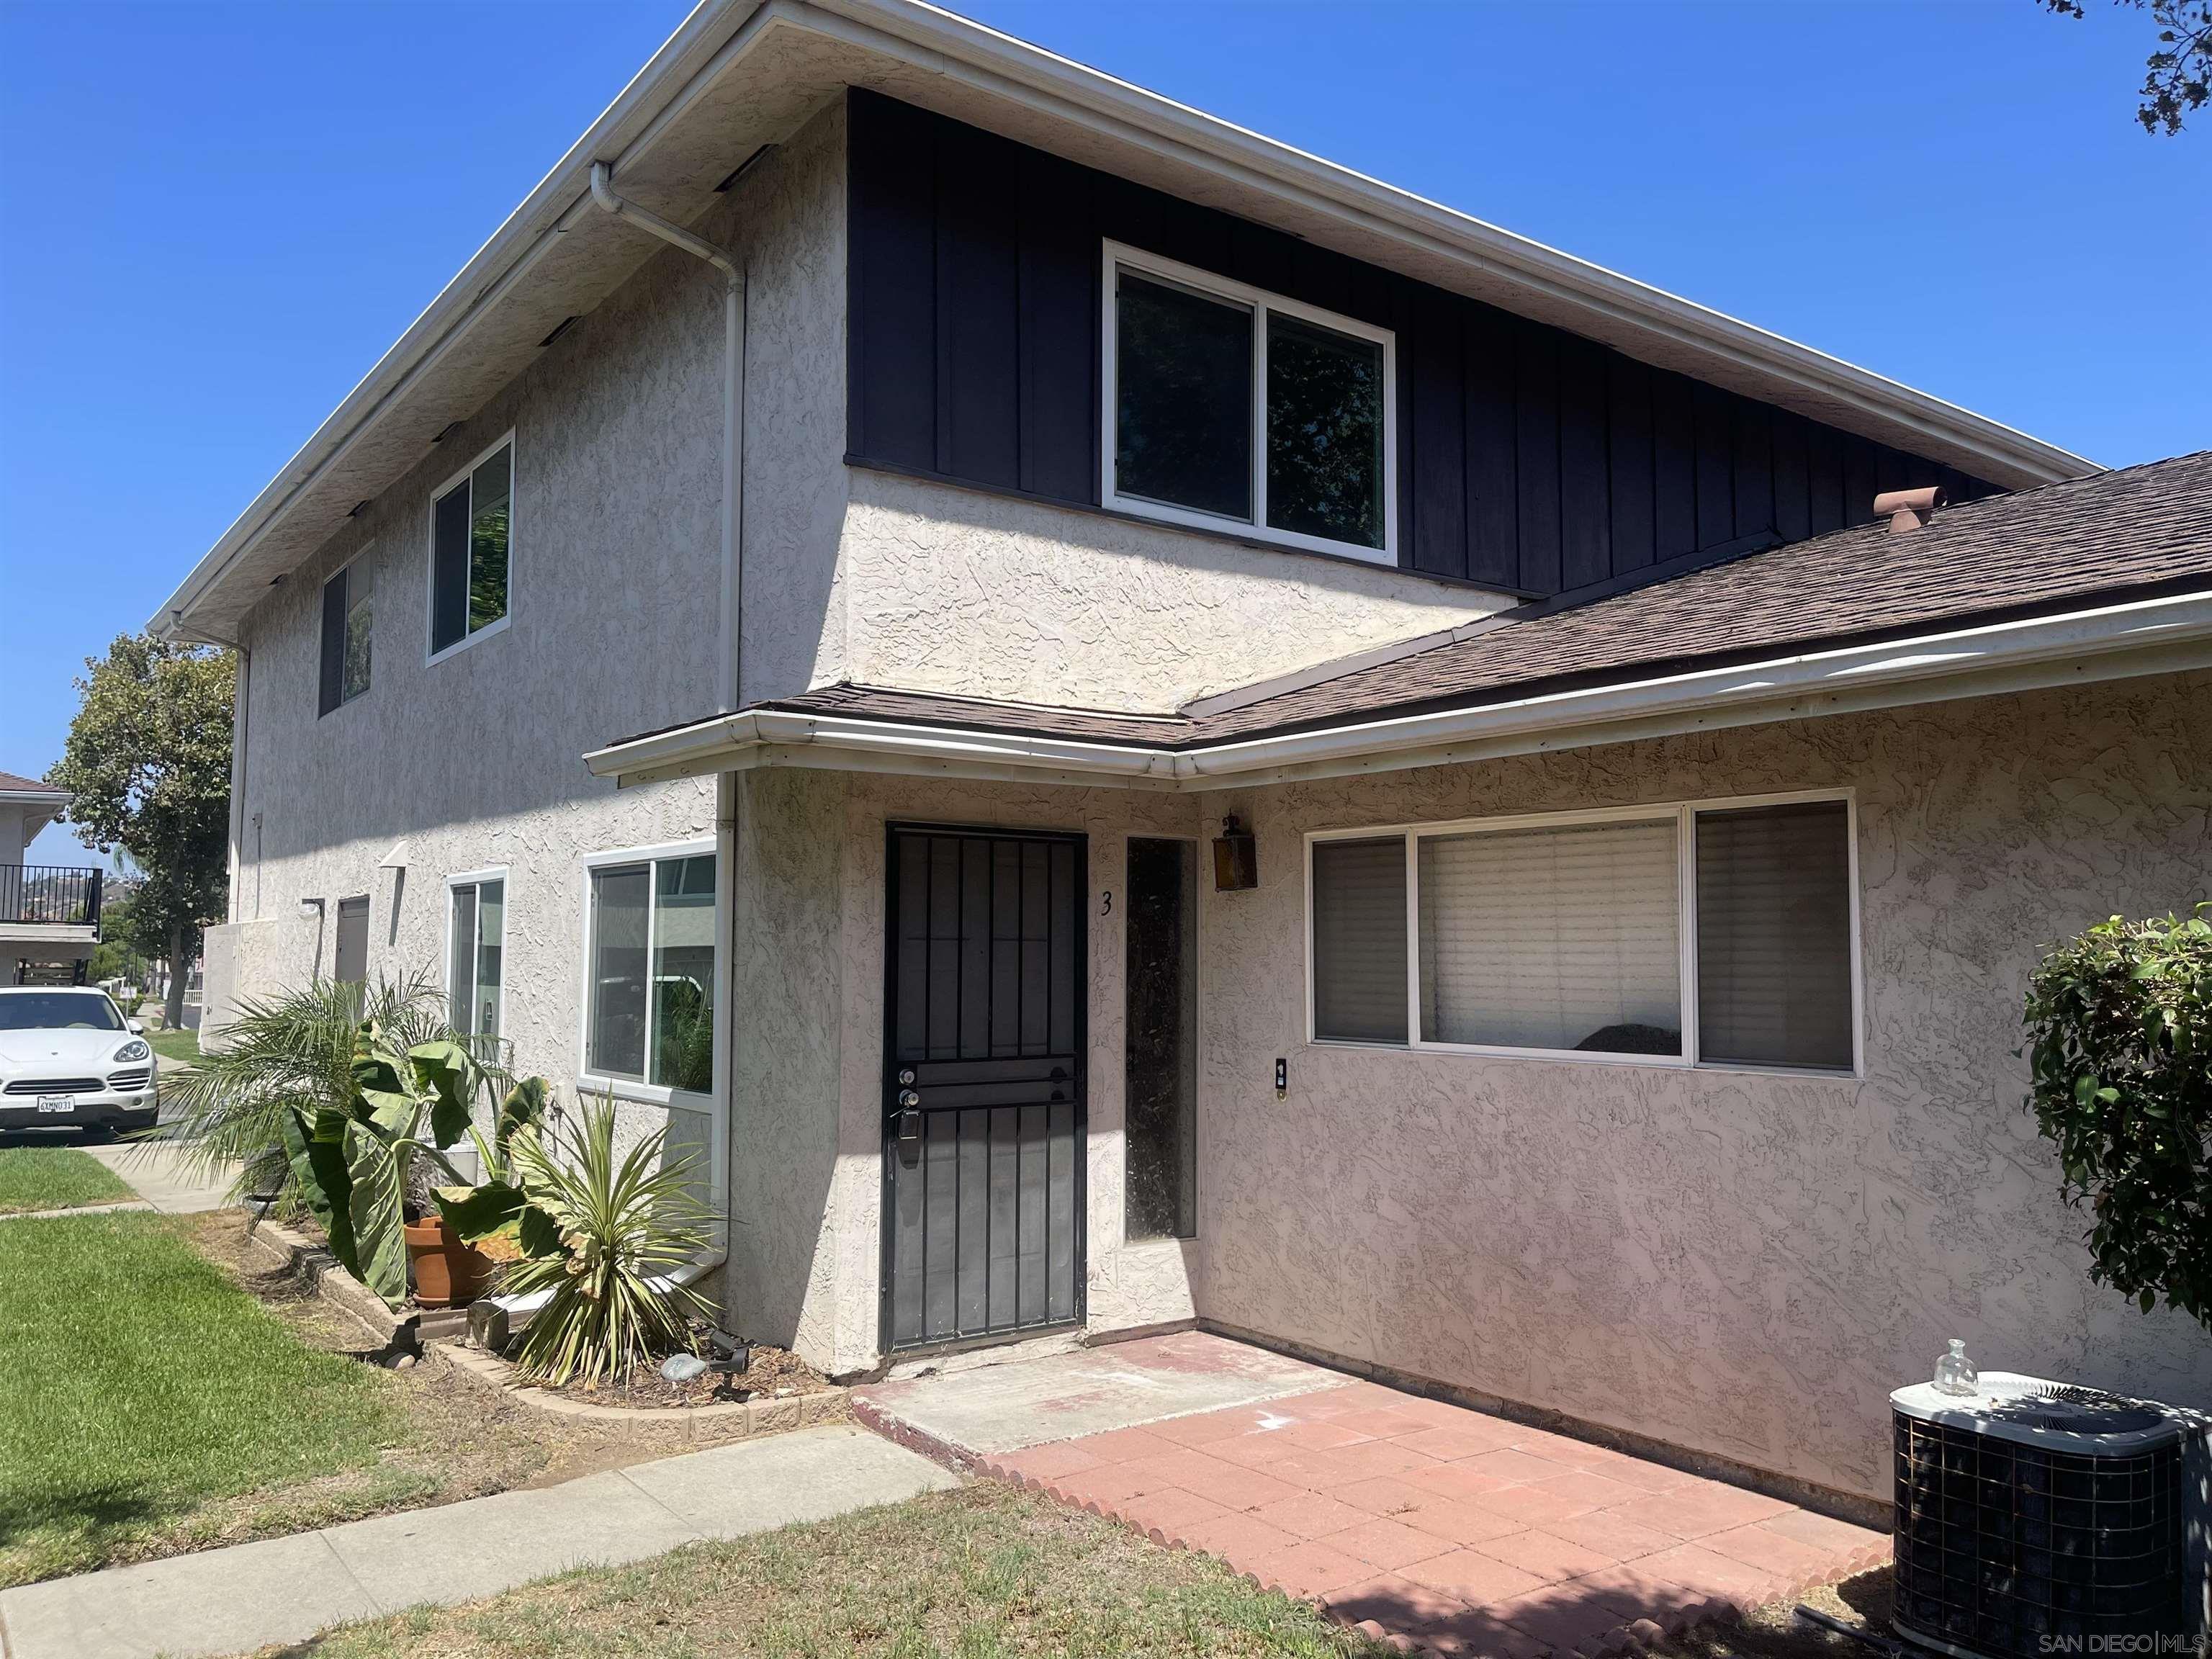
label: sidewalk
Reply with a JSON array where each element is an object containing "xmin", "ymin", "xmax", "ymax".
[
  {"xmin": 81, "ymin": 1141, "xmax": 236, "ymax": 1214},
  {"xmin": 0, "ymin": 1424, "xmax": 957, "ymax": 1659}
]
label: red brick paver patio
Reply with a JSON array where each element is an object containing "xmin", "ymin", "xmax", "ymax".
[{"xmin": 864, "ymin": 1339, "xmax": 1888, "ymax": 1658}]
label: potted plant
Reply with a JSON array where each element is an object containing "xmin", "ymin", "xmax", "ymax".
[{"xmin": 277, "ymin": 1015, "xmax": 549, "ymax": 1310}]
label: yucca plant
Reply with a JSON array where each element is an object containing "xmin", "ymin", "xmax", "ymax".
[
  {"xmin": 156, "ymin": 971, "xmax": 460, "ymax": 1205},
  {"xmin": 501, "ymin": 1095, "xmax": 711, "ymax": 1387}
]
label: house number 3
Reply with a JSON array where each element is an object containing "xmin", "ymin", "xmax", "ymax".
[{"xmin": 1100, "ymin": 891, "xmax": 1112, "ymax": 915}]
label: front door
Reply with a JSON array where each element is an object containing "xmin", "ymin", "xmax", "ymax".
[{"xmin": 883, "ymin": 825, "xmax": 1086, "ymax": 1352}]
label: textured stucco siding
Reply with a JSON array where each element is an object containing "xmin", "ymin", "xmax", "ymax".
[
  {"xmin": 836, "ymin": 469, "xmax": 1509, "ymax": 711},
  {"xmin": 721, "ymin": 766, "xmax": 1207, "ymax": 1375},
  {"xmin": 1192, "ymin": 670, "xmax": 2212, "ymax": 1502},
  {"xmin": 215, "ymin": 107, "xmax": 850, "ymax": 1146}
]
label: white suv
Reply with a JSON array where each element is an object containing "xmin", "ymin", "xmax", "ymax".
[{"xmin": 0, "ymin": 986, "xmax": 160, "ymax": 1138}]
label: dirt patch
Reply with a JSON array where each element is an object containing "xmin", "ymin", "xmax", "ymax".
[
  {"xmin": 525, "ymin": 1340, "xmax": 832, "ymax": 1408},
  {"xmin": 1651, "ymin": 1568, "xmax": 1894, "ymax": 1659},
  {"xmin": 139, "ymin": 1213, "xmax": 711, "ymax": 1564}
]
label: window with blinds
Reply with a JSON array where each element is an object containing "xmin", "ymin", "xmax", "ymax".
[
  {"xmin": 1310, "ymin": 837, "xmax": 1407, "ymax": 1043},
  {"xmin": 1308, "ymin": 795, "xmax": 1856, "ymax": 1071},
  {"xmin": 1419, "ymin": 819, "xmax": 1681, "ymax": 1056},
  {"xmin": 1694, "ymin": 801, "xmax": 1853, "ymax": 1069}
]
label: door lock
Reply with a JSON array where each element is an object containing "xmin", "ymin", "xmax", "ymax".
[
  {"xmin": 899, "ymin": 1089, "xmax": 920, "ymax": 1108},
  {"xmin": 897, "ymin": 1067, "xmax": 917, "ymax": 1085}
]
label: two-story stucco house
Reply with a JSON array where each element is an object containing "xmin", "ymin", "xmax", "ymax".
[{"xmin": 158, "ymin": 0, "xmax": 2211, "ymax": 1517}]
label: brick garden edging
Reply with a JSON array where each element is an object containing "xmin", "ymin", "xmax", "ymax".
[
  {"xmin": 437, "ymin": 1339, "xmax": 852, "ymax": 1445},
  {"xmin": 236, "ymin": 1213, "xmax": 413, "ymax": 1348}
]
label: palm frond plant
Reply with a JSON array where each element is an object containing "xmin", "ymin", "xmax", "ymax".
[
  {"xmin": 156, "ymin": 971, "xmax": 466, "ymax": 1205},
  {"xmin": 500, "ymin": 1095, "xmax": 711, "ymax": 1388}
]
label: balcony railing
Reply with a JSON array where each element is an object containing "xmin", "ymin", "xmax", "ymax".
[{"xmin": 0, "ymin": 864, "xmax": 103, "ymax": 929}]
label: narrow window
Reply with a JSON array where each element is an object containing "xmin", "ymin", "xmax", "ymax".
[
  {"xmin": 430, "ymin": 440, "xmax": 512, "ymax": 657},
  {"xmin": 649, "ymin": 855, "xmax": 716, "ymax": 1092},
  {"xmin": 1694, "ymin": 801, "xmax": 1853, "ymax": 1069},
  {"xmin": 318, "ymin": 560, "xmax": 372, "ymax": 716},
  {"xmin": 586, "ymin": 851, "xmax": 716, "ymax": 1094},
  {"xmin": 1267, "ymin": 312, "xmax": 1385, "ymax": 549},
  {"xmin": 447, "ymin": 876, "xmax": 505, "ymax": 1043},
  {"xmin": 1125, "ymin": 837, "xmax": 1197, "ymax": 1241},
  {"xmin": 1418, "ymin": 820, "xmax": 1681, "ymax": 1056},
  {"xmin": 1106, "ymin": 246, "xmax": 1394, "ymax": 562},
  {"xmin": 333, "ymin": 895, "xmax": 369, "ymax": 986},
  {"xmin": 1310, "ymin": 837, "xmax": 1408, "ymax": 1044}
]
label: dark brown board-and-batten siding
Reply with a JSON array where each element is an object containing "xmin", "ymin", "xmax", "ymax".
[{"xmin": 845, "ymin": 89, "xmax": 1997, "ymax": 600}]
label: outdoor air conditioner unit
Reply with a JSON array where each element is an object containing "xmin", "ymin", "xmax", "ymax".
[{"xmin": 1891, "ymin": 1372, "xmax": 2205, "ymax": 1659}]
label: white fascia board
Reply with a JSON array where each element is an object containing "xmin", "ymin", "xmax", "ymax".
[
  {"xmin": 160, "ymin": 0, "xmax": 2090, "ymax": 639},
  {"xmin": 583, "ymin": 590, "xmax": 2212, "ymax": 790}
]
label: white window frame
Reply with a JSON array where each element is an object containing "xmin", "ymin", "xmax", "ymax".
[
  {"xmin": 1304, "ymin": 788, "xmax": 1863, "ymax": 1077},
  {"xmin": 1100, "ymin": 241, "xmax": 1398, "ymax": 567},
  {"xmin": 322, "ymin": 547, "xmax": 376, "ymax": 714},
  {"xmin": 576, "ymin": 838, "xmax": 719, "ymax": 1110},
  {"xmin": 442, "ymin": 866, "xmax": 509, "ymax": 1046},
  {"xmin": 424, "ymin": 429, "xmax": 518, "ymax": 667}
]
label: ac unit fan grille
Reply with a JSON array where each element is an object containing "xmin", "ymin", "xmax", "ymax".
[{"xmin": 1892, "ymin": 1411, "xmax": 2184, "ymax": 1659}]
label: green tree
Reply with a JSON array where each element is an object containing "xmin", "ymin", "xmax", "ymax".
[
  {"xmin": 49, "ymin": 634, "xmax": 233, "ymax": 1030},
  {"xmin": 2042, "ymin": 0, "xmax": 2211, "ymax": 133}
]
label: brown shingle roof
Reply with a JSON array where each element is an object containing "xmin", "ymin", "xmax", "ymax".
[
  {"xmin": 753, "ymin": 449, "xmax": 2212, "ymax": 750},
  {"xmin": 0, "ymin": 771, "xmax": 65, "ymax": 795}
]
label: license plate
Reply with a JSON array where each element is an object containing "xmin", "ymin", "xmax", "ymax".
[{"xmin": 36, "ymin": 1095, "xmax": 75, "ymax": 1115}]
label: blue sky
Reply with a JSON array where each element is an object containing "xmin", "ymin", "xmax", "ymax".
[{"xmin": 4, "ymin": 0, "xmax": 2206, "ymax": 864}]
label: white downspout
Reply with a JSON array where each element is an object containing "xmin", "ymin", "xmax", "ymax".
[
  {"xmin": 469, "ymin": 166, "xmax": 749, "ymax": 1354},
  {"xmin": 588, "ymin": 160, "xmax": 746, "ymax": 715}
]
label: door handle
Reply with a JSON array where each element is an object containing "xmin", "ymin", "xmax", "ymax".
[
  {"xmin": 899, "ymin": 1089, "xmax": 920, "ymax": 1108},
  {"xmin": 895, "ymin": 1105, "xmax": 923, "ymax": 1166}
]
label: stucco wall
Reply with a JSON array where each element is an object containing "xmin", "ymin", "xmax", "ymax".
[
  {"xmin": 721, "ymin": 765, "xmax": 1209, "ymax": 1375},
  {"xmin": 837, "ymin": 469, "xmax": 1507, "ymax": 711},
  {"xmin": 1192, "ymin": 670, "xmax": 2212, "ymax": 1502},
  {"xmin": 220, "ymin": 105, "xmax": 850, "ymax": 1112}
]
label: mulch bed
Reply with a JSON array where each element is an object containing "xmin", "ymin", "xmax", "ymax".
[{"xmin": 526, "ymin": 1342, "xmax": 834, "ymax": 1408}]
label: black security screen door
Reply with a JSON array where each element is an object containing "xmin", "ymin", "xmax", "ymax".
[{"xmin": 883, "ymin": 826, "xmax": 1087, "ymax": 1352}]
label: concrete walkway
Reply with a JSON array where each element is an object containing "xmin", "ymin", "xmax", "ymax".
[
  {"xmin": 855, "ymin": 1333, "xmax": 1889, "ymax": 1659},
  {"xmin": 81, "ymin": 1141, "xmax": 237, "ymax": 1214},
  {"xmin": 0, "ymin": 1424, "xmax": 956, "ymax": 1659}
]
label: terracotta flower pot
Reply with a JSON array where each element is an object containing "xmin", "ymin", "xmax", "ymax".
[{"xmin": 403, "ymin": 1215, "xmax": 495, "ymax": 1308}]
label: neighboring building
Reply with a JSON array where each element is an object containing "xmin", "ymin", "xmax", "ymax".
[
  {"xmin": 0, "ymin": 772, "xmax": 102, "ymax": 986},
  {"xmin": 157, "ymin": 0, "xmax": 2209, "ymax": 1514}
]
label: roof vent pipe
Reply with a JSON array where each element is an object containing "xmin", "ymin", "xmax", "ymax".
[
  {"xmin": 1874, "ymin": 485, "xmax": 1944, "ymax": 534},
  {"xmin": 588, "ymin": 161, "xmax": 745, "ymax": 714}
]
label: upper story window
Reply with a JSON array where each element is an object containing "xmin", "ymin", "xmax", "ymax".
[
  {"xmin": 428, "ymin": 435, "xmax": 513, "ymax": 662},
  {"xmin": 1308, "ymin": 794, "xmax": 1858, "ymax": 1074},
  {"xmin": 318, "ymin": 555, "xmax": 373, "ymax": 716},
  {"xmin": 1102, "ymin": 243, "xmax": 1395, "ymax": 565}
]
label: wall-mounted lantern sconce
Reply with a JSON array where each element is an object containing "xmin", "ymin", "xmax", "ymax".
[{"xmin": 1213, "ymin": 814, "xmax": 1258, "ymax": 891}]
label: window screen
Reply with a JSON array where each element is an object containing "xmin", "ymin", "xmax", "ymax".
[
  {"xmin": 649, "ymin": 855, "xmax": 715, "ymax": 1093},
  {"xmin": 1311, "ymin": 837, "xmax": 1408, "ymax": 1043},
  {"xmin": 1418, "ymin": 820, "xmax": 1681, "ymax": 1056},
  {"xmin": 1695, "ymin": 801, "xmax": 1853, "ymax": 1069},
  {"xmin": 1266, "ymin": 312, "xmax": 1384, "ymax": 549}
]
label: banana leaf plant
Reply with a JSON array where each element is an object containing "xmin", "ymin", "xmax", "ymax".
[
  {"xmin": 431, "ymin": 1074, "xmax": 565, "ymax": 1261},
  {"xmin": 276, "ymin": 1017, "xmax": 551, "ymax": 1308}
]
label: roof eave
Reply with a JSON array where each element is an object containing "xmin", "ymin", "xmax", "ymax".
[
  {"xmin": 586, "ymin": 588, "xmax": 2212, "ymax": 789},
  {"xmin": 158, "ymin": 0, "xmax": 2095, "ymax": 640}
]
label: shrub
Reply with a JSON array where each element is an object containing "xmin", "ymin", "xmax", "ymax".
[
  {"xmin": 500, "ymin": 1095, "xmax": 710, "ymax": 1387},
  {"xmin": 2023, "ymin": 904, "xmax": 2212, "ymax": 1328}
]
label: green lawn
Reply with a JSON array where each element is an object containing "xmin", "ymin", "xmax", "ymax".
[
  {"xmin": 259, "ymin": 1483, "xmax": 1387, "ymax": 1659},
  {"xmin": 0, "ymin": 1212, "xmax": 407, "ymax": 1587},
  {"xmin": 0, "ymin": 1147, "xmax": 135, "ymax": 1215},
  {"xmin": 148, "ymin": 1025, "xmax": 202, "ymax": 1066}
]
